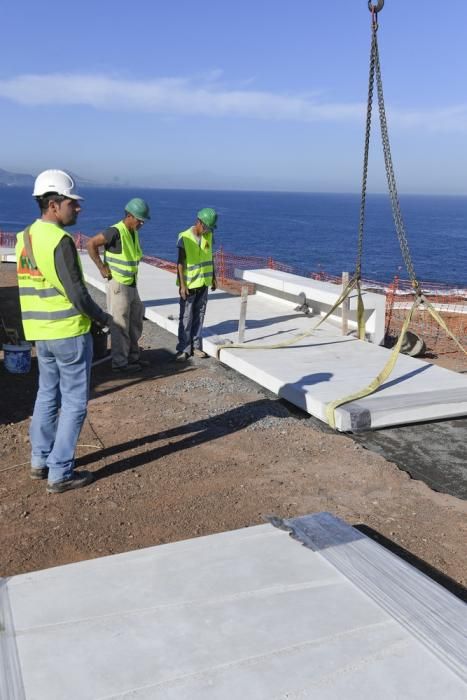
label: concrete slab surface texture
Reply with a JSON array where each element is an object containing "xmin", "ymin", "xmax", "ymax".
[
  {"xmin": 1, "ymin": 513, "xmax": 465, "ymax": 699},
  {"xmin": 0, "ymin": 247, "xmax": 16, "ymax": 263},
  {"xmin": 80, "ymin": 254, "xmax": 467, "ymax": 432}
]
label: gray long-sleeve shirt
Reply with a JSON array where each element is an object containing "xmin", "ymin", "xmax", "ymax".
[{"xmin": 54, "ymin": 237, "xmax": 110, "ymax": 325}]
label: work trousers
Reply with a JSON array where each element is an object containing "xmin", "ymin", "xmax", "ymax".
[
  {"xmin": 30, "ymin": 333, "xmax": 93, "ymax": 484},
  {"xmin": 107, "ymin": 278, "xmax": 144, "ymax": 368},
  {"xmin": 177, "ymin": 285, "xmax": 208, "ymax": 354}
]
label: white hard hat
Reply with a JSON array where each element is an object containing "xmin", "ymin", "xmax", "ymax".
[{"xmin": 32, "ymin": 169, "xmax": 83, "ymax": 200}]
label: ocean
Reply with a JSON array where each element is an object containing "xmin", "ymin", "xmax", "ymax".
[{"xmin": 1, "ymin": 187, "xmax": 466, "ymax": 286}]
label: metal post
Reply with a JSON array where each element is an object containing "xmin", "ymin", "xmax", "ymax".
[
  {"xmin": 342, "ymin": 272, "xmax": 349, "ymax": 335},
  {"xmin": 237, "ymin": 285, "xmax": 249, "ymax": 343}
]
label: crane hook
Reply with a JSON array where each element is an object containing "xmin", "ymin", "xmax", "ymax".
[{"xmin": 368, "ymin": 0, "xmax": 384, "ymax": 12}]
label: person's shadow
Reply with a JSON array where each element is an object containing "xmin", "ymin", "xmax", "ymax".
[{"xmin": 77, "ymin": 386, "xmax": 327, "ymax": 482}]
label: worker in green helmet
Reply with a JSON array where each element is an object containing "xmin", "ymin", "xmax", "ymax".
[
  {"xmin": 87, "ymin": 198, "xmax": 151, "ymax": 372},
  {"xmin": 175, "ymin": 207, "xmax": 217, "ymax": 361}
]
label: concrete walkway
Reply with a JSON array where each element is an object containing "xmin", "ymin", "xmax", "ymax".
[{"xmin": 81, "ymin": 253, "xmax": 467, "ymax": 433}]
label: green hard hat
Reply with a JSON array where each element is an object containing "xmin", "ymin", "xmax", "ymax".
[
  {"xmin": 125, "ymin": 197, "xmax": 151, "ymax": 221},
  {"xmin": 197, "ymin": 207, "xmax": 217, "ymax": 230}
]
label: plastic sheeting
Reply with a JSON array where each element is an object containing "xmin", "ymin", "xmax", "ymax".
[
  {"xmin": 271, "ymin": 513, "xmax": 467, "ymax": 683},
  {"xmin": 0, "ymin": 579, "xmax": 25, "ymax": 700},
  {"xmin": 1, "ymin": 513, "xmax": 466, "ymax": 698}
]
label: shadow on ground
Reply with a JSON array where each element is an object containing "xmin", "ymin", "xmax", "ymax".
[
  {"xmin": 77, "ymin": 397, "xmax": 296, "ymax": 481},
  {"xmin": 356, "ymin": 524, "xmax": 467, "ymax": 603}
]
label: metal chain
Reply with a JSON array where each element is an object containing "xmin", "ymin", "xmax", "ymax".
[
  {"xmin": 373, "ymin": 38, "xmax": 419, "ymax": 288},
  {"xmin": 357, "ymin": 5, "xmax": 419, "ymax": 290},
  {"xmin": 355, "ymin": 25, "xmax": 377, "ymax": 280}
]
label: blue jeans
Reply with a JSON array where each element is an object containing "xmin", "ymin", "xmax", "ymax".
[
  {"xmin": 177, "ymin": 286, "xmax": 209, "ymax": 354},
  {"xmin": 30, "ymin": 333, "xmax": 93, "ymax": 484}
]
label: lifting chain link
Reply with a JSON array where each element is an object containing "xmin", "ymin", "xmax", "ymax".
[
  {"xmin": 368, "ymin": 1, "xmax": 384, "ymax": 14},
  {"xmin": 357, "ymin": 0, "xmax": 420, "ymax": 292}
]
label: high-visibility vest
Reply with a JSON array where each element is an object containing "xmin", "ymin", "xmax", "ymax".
[
  {"xmin": 177, "ymin": 228, "xmax": 213, "ymax": 289},
  {"xmin": 104, "ymin": 220, "xmax": 142, "ymax": 285},
  {"xmin": 16, "ymin": 220, "xmax": 91, "ymax": 341}
]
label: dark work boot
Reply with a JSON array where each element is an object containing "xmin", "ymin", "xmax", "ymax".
[
  {"xmin": 47, "ymin": 471, "xmax": 94, "ymax": 494},
  {"xmin": 30, "ymin": 467, "xmax": 48, "ymax": 480}
]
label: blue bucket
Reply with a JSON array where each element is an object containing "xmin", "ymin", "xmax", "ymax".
[{"xmin": 3, "ymin": 342, "xmax": 32, "ymax": 374}]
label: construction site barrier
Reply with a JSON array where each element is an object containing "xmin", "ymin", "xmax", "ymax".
[{"xmin": 1, "ymin": 231, "xmax": 466, "ymax": 371}]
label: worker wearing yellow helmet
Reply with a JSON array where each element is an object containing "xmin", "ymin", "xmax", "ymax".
[
  {"xmin": 87, "ymin": 197, "xmax": 151, "ymax": 372},
  {"xmin": 175, "ymin": 208, "xmax": 217, "ymax": 361}
]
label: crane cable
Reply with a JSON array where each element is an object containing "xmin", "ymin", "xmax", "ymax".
[
  {"xmin": 215, "ymin": 1, "xmax": 466, "ymax": 429},
  {"xmin": 326, "ymin": 0, "xmax": 467, "ymax": 428},
  {"xmin": 214, "ymin": 3, "xmax": 390, "ymax": 374}
]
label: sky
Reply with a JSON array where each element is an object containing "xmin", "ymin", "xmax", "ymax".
[{"xmin": 1, "ymin": 0, "xmax": 466, "ymax": 194}]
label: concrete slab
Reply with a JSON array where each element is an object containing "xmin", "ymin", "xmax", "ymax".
[
  {"xmin": 0, "ymin": 247, "xmax": 16, "ymax": 262},
  {"xmin": 235, "ymin": 268, "xmax": 386, "ymax": 345},
  {"xmin": 80, "ymin": 254, "xmax": 467, "ymax": 432},
  {"xmin": 1, "ymin": 514, "xmax": 465, "ymax": 699}
]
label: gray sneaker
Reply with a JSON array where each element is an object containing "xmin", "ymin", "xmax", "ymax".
[
  {"xmin": 47, "ymin": 471, "xmax": 94, "ymax": 494},
  {"xmin": 175, "ymin": 352, "xmax": 189, "ymax": 362}
]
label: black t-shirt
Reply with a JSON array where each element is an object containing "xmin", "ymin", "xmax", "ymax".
[{"xmin": 102, "ymin": 226, "xmax": 136, "ymax": 254}]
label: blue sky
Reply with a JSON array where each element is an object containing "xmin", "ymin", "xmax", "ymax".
[{"xmin": 1, "ymin": 0, "xmax": 466, "ymax": 194}]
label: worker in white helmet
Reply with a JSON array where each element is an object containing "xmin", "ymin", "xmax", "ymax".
[{"xmin": 16, "ymin": 169, "xmax": 112, "ymax": 494}]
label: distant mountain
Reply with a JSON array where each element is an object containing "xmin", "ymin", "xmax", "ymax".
[
  {"xmin": 0, "ymin": 168, "xmax": 34, "ymax": 187},
  {"xmin": 68, "ymin": 171, "xmax": 100, "ymax": 187},
  {"xmin": 0, "ymin": 168, "xmax": 100, "ymax": 188}
]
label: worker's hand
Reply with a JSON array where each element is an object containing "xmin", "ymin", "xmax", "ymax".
[
  {"xmin": 211, "ymin": 279, "xmax": 217, "ymax": 292},
  {"xmin": 100, "ymin": 264, "xmax": 112, "ymax": 280},
  {"xmin": 93, "ymin": 314, "xmax": 113, "ymax": 332},
  {"xmin": 179, "ymin": 286, "xmax": 189, "ymax": 300}
]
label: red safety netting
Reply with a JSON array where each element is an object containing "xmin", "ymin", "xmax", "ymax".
[{"xmin": 0, "ymin": 231, "xmax": 17, "ymax": 248}]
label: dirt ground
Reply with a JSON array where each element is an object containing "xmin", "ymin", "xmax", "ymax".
[{"xmin": 1, "ymin": 262, "xmax": 466, "ymax": 595}]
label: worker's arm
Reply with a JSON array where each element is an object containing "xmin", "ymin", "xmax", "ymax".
[
  {"xmin": 177, "ymin": 244, "xmax": 189, "ymax": 300},
  {"xmin": 54, "ymin": 237, "xmax": 112, "ymax": 326},
  {"xmin": 86, "ymin": 231, "xmax": 112, "ymax": 279}
]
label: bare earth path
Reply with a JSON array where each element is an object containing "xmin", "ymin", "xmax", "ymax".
[{"xmin": 1, "ymin": 262, "xmax": 466, "ymax": 595}]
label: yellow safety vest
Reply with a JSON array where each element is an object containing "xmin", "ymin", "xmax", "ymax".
[
  {"xmin": 177, "ymin": 228, "xmax": 213, "ymax": 289},
  {"xmin": 16, "ymin": 220, "xmax": 91, "ymax": 341},
  {"xmin": 104, "ymin": 220, "xmax": 143, "ymax": 285}
]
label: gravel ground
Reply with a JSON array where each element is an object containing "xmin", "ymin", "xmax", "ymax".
[{"xmin": 1, "ymin": 265, "xmax": 466, "ymax": 598}]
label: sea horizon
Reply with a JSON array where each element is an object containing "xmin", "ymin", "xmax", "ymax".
[
  {"xmin": 1, "ymin": 182, "xmax": 467, "ymax": 198},
  {"xmin": 1, "ymin": 187, "xmax": 466, "ymax": 286}
]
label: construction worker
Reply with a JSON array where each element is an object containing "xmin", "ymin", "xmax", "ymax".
[
  {"xmin": 16, "ymin": 169, "xmax": 111, "ymax": 494},
  {"xmin": 86, "ymin": 198, "xmax": 151, "ymax": 372},
  {"xmin": 176, "ymin": 208, "xmax": 217, "ymax": 361}
]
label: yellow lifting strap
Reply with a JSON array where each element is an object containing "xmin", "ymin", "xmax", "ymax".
[
  {"xmin": 325, "ymin": 293, "xmax": 467, "ymax": 429},
  {"xmin": 422, "ymin": 296, "xmax": 467, "ymax": 357},
  {"xmin": 325, "ymin": 294, "xmax": 421, "ymax": 429},
  {"xmin": 215, "ymin": 276, "xmax": 364, "ymax": 359}
]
